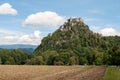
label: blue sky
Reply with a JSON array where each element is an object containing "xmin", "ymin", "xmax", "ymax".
[{"xmin": 0, "ymin": 0, "xmax": 120, "ymax": 45}]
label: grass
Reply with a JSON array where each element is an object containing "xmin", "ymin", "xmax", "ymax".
[{"xmin": 104, "ymin": 66, "xmax": 120, "ymax": 80}]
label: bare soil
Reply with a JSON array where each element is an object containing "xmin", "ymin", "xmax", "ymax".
[{"xmin": 0, "ymin": 65, "xmax": 106, "ymax": 80}]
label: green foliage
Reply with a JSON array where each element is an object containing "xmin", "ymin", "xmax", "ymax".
[
  {"xmin": 79, "ymin": 57, "xmax": 88, "ymax": 65},
  {"xmin": 0, "ymin": 49, "xmax": 29, "ymax": 65},
  {"xmin": 42, "ymin": 50, "xmax": 59, "ymax": 65},
  {"xmin": 58, "ymin": 52, "xmax": 71, "ymax": 65},
  {"xmin": 26, "ymin": 56, "xmax": 44, "ymax": 65},
  {"xmin": 0, "ymin": 57, "xmax": 2, "ymax": 64},
  {"xmin": 53, "ymin": 52, "xmax": 79, "ymax": 65},
  {"xmin": 33, "ymin": 18, "xmax": 120, "ymax": 65},
  {"xmin": 69, "ymin": 56, "xmax": 78, "ymax": 65},
  {"xmin": 92, "ymin": 50, "xmax": 103, "ymax": 65},
  {"xmin": 108, "ymin": 45, "xmax": 120, "ymax": 65}
]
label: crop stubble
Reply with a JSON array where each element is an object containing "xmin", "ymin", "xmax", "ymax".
[{"xmin": 0, "ymin": 65, "xmax": 106, "ymax": 80}]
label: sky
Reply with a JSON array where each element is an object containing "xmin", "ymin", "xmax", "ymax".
[{"xmin": 0, "ymin": 0, "xmax": 120, "ymax": 45}]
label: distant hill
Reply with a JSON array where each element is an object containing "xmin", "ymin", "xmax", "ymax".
[
  {"xmin": 0, "ymin": 44, "xmax": 37, "ymax": 53},
  {"xmin": 0, "ymin": 44, "xmax": 37, "ymax": 49}
]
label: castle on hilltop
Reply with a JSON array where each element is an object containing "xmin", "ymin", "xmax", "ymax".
[
  {"xmin": 60, "ymin": 17, "xmax": 84, "ymax": 31},
  {"xmin": 69, "ymin": 17, "xmax": 84, "ymax": 23}
]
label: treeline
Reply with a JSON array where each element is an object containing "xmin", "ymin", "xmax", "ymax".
[
  {"xmin": 0, "ymin": 49, "xmax": 31, "ymax": 65},
  {"xmin": 0, "ymin": 45, "xmax": 120, "ymax": 65},
  {"xmin": 27, "ymin": 45, "xmax": 120, "ymax": 65}
]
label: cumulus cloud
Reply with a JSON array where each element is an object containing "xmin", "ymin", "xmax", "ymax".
[
  {"xmin": 0, "ymin": 28, "xmax": 22, "ymax": 35},
  {"xmin": 0, "ymin": 30, "xmax": 42, "ymax": 45},
  {"xmin": 89, "ymin": 25, "xmax": 101, "ymax": 32},
  {"xmin": 99, "ymin": 27, "xmax": 120, "ymax": 36},
  {"xmin": 0, "ymin": 3, "xmax": 17, "ymax": 15},
  {"xmin": 23, "ymin": 11, "xmax": 66, "ymax": 27}
]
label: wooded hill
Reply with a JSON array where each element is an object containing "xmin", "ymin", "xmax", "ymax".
[
  {"xmin": 0, "ymin": 18, "xmax": 120, "ymax": 65},
  {"xmin": 33, "ymin": 18, "xmax": 120, "ymax": 65}
]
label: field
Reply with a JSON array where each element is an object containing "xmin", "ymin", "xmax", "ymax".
[
  {"xmin": 0, "ymin": 65, "xmax": 106, "ymax": 80},
  {"xmin": 104, "ymin": 66, "xmax": 120, "ymax": 80}
]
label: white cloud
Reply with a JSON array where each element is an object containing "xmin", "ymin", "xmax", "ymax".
[
  {"xmin": 0, "ymin": 30, "xmax": 42, "ymax": 45},
  {"xmin": 0, "ymin": 28, "xmax": 22, "ymax": 35},
  {"xmin": 0, "ymin": 3, "xmax": 17, "ymax": 15},
  {"xmin": 99, "ymin": 27, "xmax": 120, "ymax": 36},
  {"xmin": 89, "ymin": 25, "xmax": 120, "ymax": 36},
  {"xmin": 23, "ymin": 11, "xmax": 66, "ymax": 27},
  {"xmin": 89, "ymin": 25, "xmax": 101, "ymax": 32}
]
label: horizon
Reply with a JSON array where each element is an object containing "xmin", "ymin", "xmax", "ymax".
[
  {"xmin": 0, "ymin": 0, "xmax": 120, "ymax": 45},
  {"xmin": 0, "ymin": 44, "xmax": 38, "ymax": 46}
]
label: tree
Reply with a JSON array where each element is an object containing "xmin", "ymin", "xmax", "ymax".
[
  {"xmin": 0, "ymin": 57, "xmax": 2, "ymax": 64},
  {"xmin": 79, "ymin": 57, "xmax": 88, "ymax": 65},
  {"xmin": 103, "ymin": 53, "xmax": 111, "ymax": 65},
  {"xmin": 26, "ymin": 56, "xmax": 44, "ymax": 65},
  {"xmin": 59, "ymin": 52, "xmax": 71, "ymax": 65},
  {"xmin": 5, "ymin": 56, "xmax": 15, "ymax": 65},
  {"xmin": 0, "ymin": 49, "xmax": 29, "ymax": 65},
  {"xmin": 92, "ymin": 50, "xmax": 103, "ymax": 65},
  {"xmin": 109, "ymin": 45, "xmax": 120, "ymax": 65},
  {"xmin": 42, "ymin": 50, "xmax": 59, "ymax": 65},
  {"xmin": 69, "ymin": 56, "xmax": 78, "ymax": 65}
]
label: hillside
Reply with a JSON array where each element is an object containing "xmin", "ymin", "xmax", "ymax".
[
  {"xmin": 34, "ymin": 18, "xmax": 120, "ymax": 54},
  {"xmin": 34, "ymin": 18, "xmax": 102, "ymax": 54},
  {"xmin": 32, "ymin": 17, "xmax": 120, "ymax": 65}
]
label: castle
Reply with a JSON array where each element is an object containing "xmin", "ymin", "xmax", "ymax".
[{"xmin": 60, "ymin": 17, "xmax": 84, "ymax": 31}]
